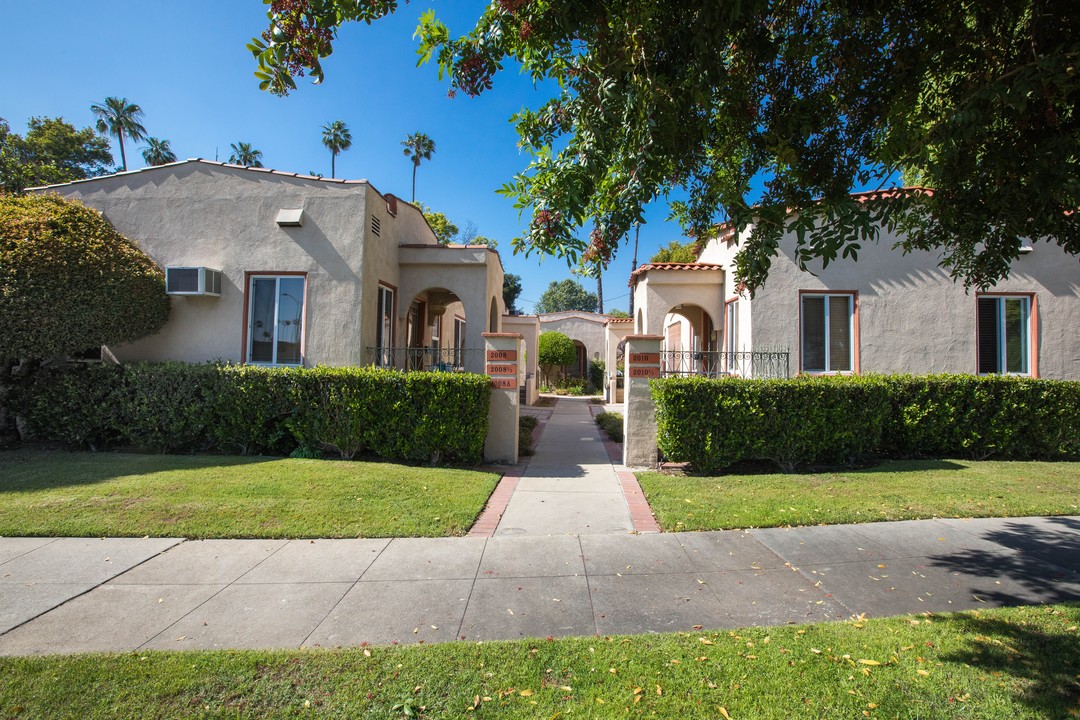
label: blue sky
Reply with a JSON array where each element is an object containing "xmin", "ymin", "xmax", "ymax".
[{"xmin": 2, "ymin": 0, "xmax": 689, "ymax": 313}]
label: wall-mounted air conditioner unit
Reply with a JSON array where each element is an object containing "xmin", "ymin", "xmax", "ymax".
[{"xmin": 165, "ymin": 267, "xmax": 222, "ymax": 296}]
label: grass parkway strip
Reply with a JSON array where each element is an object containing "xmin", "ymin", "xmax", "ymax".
[{"xmin": 1, "ymin": 604, "xmax": 1077, "ymax": 719}]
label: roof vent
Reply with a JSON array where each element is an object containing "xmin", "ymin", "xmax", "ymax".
[{"xmin": 275, "ymin": 208, "xmax": 304, "ymax": 227}]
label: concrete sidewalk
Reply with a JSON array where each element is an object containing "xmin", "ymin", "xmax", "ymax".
[{"xmin": 2, "ymin": 516, "xmax": 1078, "ymax": 655}]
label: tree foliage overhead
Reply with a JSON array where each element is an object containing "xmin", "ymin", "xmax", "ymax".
[
  {"xmin": 251, "ymin": 0, "xmax": 1079, "ymax": 292},
  {"xmin": 535, "ymin": 278, "xmax": 598, "ymax": 314},
  {"xmin": 0, "ymin": 117, "xmax": 113, "ymax": 194},
  {"xmin": 0, "ymin": 194, "xmax": 170, "ymax": 361}
]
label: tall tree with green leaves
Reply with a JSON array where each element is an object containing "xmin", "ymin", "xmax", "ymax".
[
  {"xmin": 89, "ymin": 97, "xmax": 147, "ymax": 172},
  {"xmin": 141, "ymin": 138, "xmax": 176, "ymax": 167},
  {"xmin": 650, "ymin": 240, "xmax": 699, "ymax": 264},
  {"xmin": 228, "ymin": 142, "xmax": 263, "ymax": 167},
  {"xmin": 321, "ymin": 120, "xmax": 351, "ymax": 178},
  {"xmin": 535, "ymin": 279, "xmax": 598, "ymax": 314},
  {"xmin": 502, "ymin": 273, "xmax": 522, "ymax": 315},
  {"xmin": 401, "ymin": 131, "xmax": 435, "ymax": 202},
  {"xmin": 251, "ymin": 0, "xmax": 1080, "ymax": 292},
  {"xmin": 421, "ymin": 206, "xmax": 458, "ymax": 245},
  {"xmin": 1, "ymin": 116, "xmax": 113, "ymax": 193}
]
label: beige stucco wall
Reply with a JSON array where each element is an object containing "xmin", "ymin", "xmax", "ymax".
[
  {"xmin": 538, "ymin": 312, "xmax": 609, "ymax": 371},
  {"xmin": 699, "ymin": 224, "xmax": 1080, "ymax": 379}
]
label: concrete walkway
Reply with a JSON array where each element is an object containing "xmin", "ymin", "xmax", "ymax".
[
  {"xmin": 496, "ymin": 397, "xmax": 632, "ymax": 535},
  {"xmin": 1, "ymin": 397, "xmax": 1078, "ymax": 656}
]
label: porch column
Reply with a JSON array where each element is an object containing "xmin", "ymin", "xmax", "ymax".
[
  {"xmin": 483, "ymin": 332, "xmax": 523, "ymax": 464},
  {"xmin": 622, "ymin": 334, "xmax": 663, "ymax": 468}
]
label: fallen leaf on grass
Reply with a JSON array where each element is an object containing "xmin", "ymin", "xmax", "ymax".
[
  {"xmin": 519, "ymin": 689, "xmax": 533, "ymax": 697},
  {"xmin": 858, "ymin": 659, "xmax": 881, "ymax": 666},
  {"xmin": 719, "ymin": 708, "xmax": 731, "ymax": 719}
]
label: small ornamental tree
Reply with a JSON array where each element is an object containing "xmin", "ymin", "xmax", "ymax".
[
  {"xmin": 538, "ymin": 331, "xmax": 576, "ymax": 385},
  {"xmin": 0, "ymin": 194, "xmax": 170, "ymax": 362}
]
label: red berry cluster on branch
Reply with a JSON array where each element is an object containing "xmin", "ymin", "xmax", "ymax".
[
  {"xmin": 531, "ymin": 209, "xmax": 563, "ymax": 240},
  {"xmin": 583, "ymin": 223, "xmax": 618, "ymax": 266},
  {"xmin": 263, "ymin": 0, "xmax": 333, "ymax": 77},
  {"xmin": 456, "ymin": 48, "xmax": 495, "ymax": 97}
]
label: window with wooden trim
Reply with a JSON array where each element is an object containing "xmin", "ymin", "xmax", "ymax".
[
  {"xmin": 801, "ymin": 293, "xmax": 854, "ymax": 373},
  {"xmin": 375, "ymin": 284, "xmax": 394, "ymax": 366},
  {"xmin": 977, "ymin": 295, "xmax": 1032, "ymax": 375},
  {"xmin": 247, "ymin": 275, "xmax": 305, "ymax": 366}
]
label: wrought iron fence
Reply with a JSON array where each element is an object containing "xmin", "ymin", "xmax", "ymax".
[
  {"xmin": 659, "ymin": 350, "xmax": 790, "ymax": 379},
  {"xmin": 365, "ymin": 347, "xmax": 485, "ymax": 372}
]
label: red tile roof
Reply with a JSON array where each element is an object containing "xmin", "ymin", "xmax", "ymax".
[{"xmin": 628, "ymin": 262, "xmax": 724, "ymax": 286}]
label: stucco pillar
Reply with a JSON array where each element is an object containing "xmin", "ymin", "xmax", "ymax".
[
  {"xmin": 483, "ymin": 333, "xmax": 523, "ymax": 464},
  {"xmin": 622, "ymin": 335, "xmax": 663, "ymax": 468}
]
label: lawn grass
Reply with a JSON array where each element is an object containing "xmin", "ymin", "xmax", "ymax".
[
  {"xmin": 1, "ymin": 604, "xmax": 1077, "ymax": 718},
  {"xmin": 638, "ymin": 459, "xmax": 1080, "ymax": 532},
  {"xmin": 0, "ymin": 450, "xmax": 499, "ymax": 539}
]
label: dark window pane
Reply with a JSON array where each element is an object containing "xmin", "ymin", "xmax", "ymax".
[
  {"xmin": 828, "ymin": 295, "xmax": 852, "ymax": 372},
  {"xmin": 276, "ymin": 277, "xmax": 305, "ymax": 365},
  {"xmin": 802, "ymin": 296, "xmax": 825, "ymax": 371},
  {"xmin": 977, "ymin": 297, "xmax": 1000, "ymax": 373},
  {"xmin": 249, "ymin": 278, "xmax": 276, "ymax": 363},
  {"xmin": 1004, "ymin": 298, "xmax": 1027, "ymax": 374}
]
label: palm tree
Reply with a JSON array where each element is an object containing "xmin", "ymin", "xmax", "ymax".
[
  {"xmin": 141, "ymin": 137, "xmax": 177, "ymax": 167},
  {"xmin": 321, "ymin": 120, "xmax": 352, "ymax": 179},
  {"xmin": 228, "ymin": 142, "xmax": 264, "ymax": 167},
  {"xmin": 90, "ymin": 97, "xmax": 148, "ymax": 172},
  {"xmin": 401, "ymin": 131, "xmax": 435, "ymax": 202}
]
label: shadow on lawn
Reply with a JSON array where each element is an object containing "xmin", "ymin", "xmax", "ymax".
[
  {"xmin": 929, "ymin": 517, "xmax": 1080, "ymax": 605},
  {"xmin": 0, "ymin": 450, "xmax": 280, "ymax": 492},
  {"xmin": 936, "ymin": 606, "xmax": 1080, "ymax": 716}
]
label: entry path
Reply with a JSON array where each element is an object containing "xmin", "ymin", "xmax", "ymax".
[{"xmin": 495, "ymin": 397, "xmax": 633, "ymax": 536}]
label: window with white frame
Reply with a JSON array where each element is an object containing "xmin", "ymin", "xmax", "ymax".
[
  {"xmin": 801, "ymin": 293, "xmax": 854, "ymax": 373},
  {"xmin": 977, "ymin": 295, "xmax": 1032, "ymax": 375},
  {"xmin": 376, "ymin": 285, "xmax": 394, "ymax": 366},
  {"xmin": 453, "ymin": 317, "xmax": 466, "ymax": 368},
  {"xmin": 248, "ymin": 275, "xmax": 305, "ymax": 366},
  {"xmin": 725, "ymin": 301, "xmax": 738, "ymax": 355}
]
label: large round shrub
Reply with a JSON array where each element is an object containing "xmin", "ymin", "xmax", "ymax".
[{"xmin": 0, "ymin": 194, "xmax": 169, "ymax": 360}]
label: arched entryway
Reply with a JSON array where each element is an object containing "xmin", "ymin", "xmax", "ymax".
[
  {"xmin": 660, "ymin": 303, "xmax": 719, "ymax": 376},
  {"xmin": 403, "ymin": 287, "xmax": 468, "ymax": 371}
]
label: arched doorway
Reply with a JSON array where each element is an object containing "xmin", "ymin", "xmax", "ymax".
[
  {"xmin": 569, "ymin": 339, "xmax": 588, "ymax": 378},
  {"xmin": 660, "ymin": 304, "xmax": 718, "ymax": 376},
  {"xmin": 489, "ymin": 297, "xmax": 500, "ymax": 332},
  {"xmin": 403, "ymin": 287, "xmax": 467, "ymax": 371}
]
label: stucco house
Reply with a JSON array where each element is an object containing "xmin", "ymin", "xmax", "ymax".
[
  {"xmin": 626, "ymin": 203, "xmax": 1080, "ymax": 380},
  {"xmin": 32, "ymin": 160, "xmax": 505, "ymax": 374}
]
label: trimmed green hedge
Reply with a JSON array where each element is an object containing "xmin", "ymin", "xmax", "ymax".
[
  {"xmin": 17, "ymin": 363, "xmax": 492, "ymax": 465},
  {"xmin": 652, "ymin": 374, "xmax": 1080, "ymax": 474}
]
